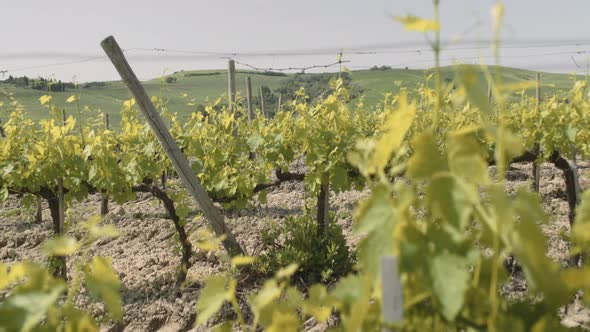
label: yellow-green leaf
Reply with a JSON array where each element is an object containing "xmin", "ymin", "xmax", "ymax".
[
  {"xmin": 39, "ymin": 95, "xmax": 53, "ymax": 106},
  {"xmin": 196, "ymin": 276, "xmax": 228, "ymax": 325},
  {"xmin": 0, "ymin": 286, "xmax": 65, "ymax": 332},
  {"xmin": 66, "ymin": 95, "xmax": 77, "ymax": 104},
  {"xmin": 372, "ymin": 92, "xmax": 415, "ymax": 172},
  {"xmin": 231, "ymin": 255, "xmax": 255, "ymax": 267},
  {"xmin": 84, "ymin": 257, "xmax": 122, "ymax": 320},
  {"xmin": 276, "ymin": 263, "xmax": 299, "ymax": 280},
  {"xmin": 42, "ymin": 236, "xmax": 80, "ymax": 256},
  {"xmin": 394, "ymin": 14, "xmax": 439, "ymax": 32}
]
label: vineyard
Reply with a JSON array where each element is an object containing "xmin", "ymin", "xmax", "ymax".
[{"xmin": 2, "ymin": 3, "xmax": 590, "ymax": 332}]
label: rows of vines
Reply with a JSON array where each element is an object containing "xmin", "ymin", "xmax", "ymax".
[{"xmin": 2, "ymin": 2, "xmax": 590, "ymax": 331}]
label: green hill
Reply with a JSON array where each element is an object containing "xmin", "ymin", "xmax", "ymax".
[{"xmin": 0, "ymin": 66, "xmax": 581, "ymax": 128}]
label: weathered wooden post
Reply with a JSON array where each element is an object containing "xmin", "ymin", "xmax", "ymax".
[
  {"xmin": 277, "ymin": 93, "xmax": 282, "ymax": 114},
  {"xmin": 101, "ymin": 113, "xmax": 110, "ymax": 216},
  {"xmin": 56, "ymin": 177, "xmax": 67, "ymax": 279},
  {"xmin": 101, "ymin": 36, "xmax": 244, "ymax": 256},
  {"xmin": 228, "ymin": 60, "xmax": 236, "ymax": 112},
  {"xmin": 532, "ymin": 73, "xmax": 541, "ymax": 192},
  {"xmin": 259, "ymin": 86, "xmax": 266, "ymax": 118},
  {"xmin": 316, "ymin": 175, "xmax": 330, "ymax": 237},
  {"xmin": 246, "ymin": 76, "xmax": 254, "ymax": 121},
  {"xmin": 36, "ymin": 197, "xmax": 43, "ymax": 223}
]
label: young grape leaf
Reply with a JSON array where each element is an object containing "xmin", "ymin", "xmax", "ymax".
[
  {"xmin": 230, "ymin": 255, "xmax": 255, "ymax": 267},
  {"xmin": 302, "ymin": 285, "xmax": 333, "ymax": 323},
  {"xmin": 0, "ymin": 286, "xmax": 65, "ymax": 332},
  {"xmin": 372, "ymin": 93, "xmax": 415, "ymax": 172},
  {"xmin": 426, "ymin": 174, "xmax": 477, "ymax": 231},
  {"xmin": 42, "ymin": 236, "xmax": 80, "ymax": 257},
  {"xmin": 394, "ymin": 14, "xmax": 440, "ymax": 32},
  {"xmin": 407, "ymin": 130, "xmax": 448, "ymax": 180},
  {"xmin": 84, "ymin": 257, "xmax": 122, "ymax": 320},
  {"xmin": 196, "ymin": 276, "xmax": 229, "ymax": 325},
  {"xmin": 428, "ymin": 252, "xmax": 472, "ymax": 321}
]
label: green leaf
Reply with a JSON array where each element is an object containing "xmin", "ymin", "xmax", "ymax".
[
  {"xmin": 42, "ymin": 236, "xmax": 80, "ymax": 256},
  {"xmin": 448, "ymin": 132, "xmax": 489, "ymax": 184},
  {"xmin": 302, "ymin": 285, "xmax": 332, "ymax": 323},
  {"xmin": 250, "ymin": 279, "xmax": 282, "ymax": 317},
  {"xmin": 247, "ymin": 133, "xmax": 264, "ymax": 150},
  {"xmin": 574, "ymin": 190, "xmax": 590, "ymax": 226},
  {"xmin": 426, "ymin": 174, "xmax": 477, "ymax": 230},
  {"xmin": 0, "ymin": 286, "xmax": 65, "ymax": 332},
  {"xmin": 211, "ymin": 322, "xmax": 233, "ymax": 332},
  {"xmin": 494, "ymin": 127, "xmax": 524, "ymax": 179},
  {"xmin": 407, "ymin": 130, "xmax": 447, "ymax": 180},
  {"xmin": 354, "ymin": 184, "xmax": 395, "ymax": 275},
  {"xmin": 331, "ymin": 274, "xmax": 364, "ymax": 307},
  {"xmin": 354, "ymin": 184, "xmax": 394, "ymax": 235},
  {"xmin": 372, "ymin": 93, "xmax": 415, "ymax": 172},
  {"xmin": 276, "ymin": 263, "xmax": 299, "ymax": 280},
  {"xmin": 357, "ymin": 220, "xmax": 394, "ymax": 276},
  {"xmin": 267, "ymin": 309, "xmax": 299, "ymax": 332},
  {"xmin": 331, "ymin": 166, "xmax": 349, "ymax": 192},
  {"xmin": 507, "ymin": 204, "xmax": 571, "ymax": 306},
  {"xmin": 196, "ymin": 276, "xmax": 228, "ymax": 325},
  {"xmin": 428, "ymin": 252, "xmax": 472, "ymax": 321},
  {"xmin": 84, "ymin": 215, "xmax": 120, "ymax": 239},
  {"xmin": 84, "ymin": 257, "xmax": 122, "ymax": 320},
  {"xmin": 456, "ymin": 65, "xmax": 492, "ymax": 115}
]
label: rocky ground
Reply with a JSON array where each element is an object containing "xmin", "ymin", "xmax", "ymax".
[{"xmin": 1, "ymin": 162, "xmax": 589, "ymax": 331}]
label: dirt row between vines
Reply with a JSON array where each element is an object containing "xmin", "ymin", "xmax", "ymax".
[{"xmin": 1, "ymin": 162, "xmax": 589, "ymax": 331}]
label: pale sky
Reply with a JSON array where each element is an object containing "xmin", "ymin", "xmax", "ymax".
[{"xmin": 2, "ymin": 0, "xmax": 590, "ymax": 82}]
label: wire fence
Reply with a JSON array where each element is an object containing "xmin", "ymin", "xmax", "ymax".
[{"xmin": 2, "ymin": 39, "xmax": 590, "ymax": 78}]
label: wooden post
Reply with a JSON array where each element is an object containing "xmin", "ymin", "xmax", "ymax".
[
  {"xmin": 246, "ymin": 76, "xmax": 253, "ymax": 121},
  {"xmin": 101, "ymin": 113, "xmax": 110, "ymax": 216},
  {"xmin": 58, "ymin": 179, "xmax": 65, "ymax": 233},
  {"xmin": 101, "ymin": 36, "xmax": 244, "ymax": 257},
  {"xmin": 277, "ymin": 93, "xmax": 282, "ymax": 114},
  {"xmin": 487, "ymin": 81, "xmax": 492, "ymax": 103},
  {"xmin": 316, "ymin": 179, "xmax": 330, "ymax": 237},
  {"xmin": 571, "ymin": 149, "xmax": 583, "ymax": 267},
  {"xmin": 62, "ymin": 109, "xmax": 67, "ymax": 124},
  {"xmin": 161, "ymin": 171, "xmax": 167, "ymax": 190},
  {"xmin": 35, "ymin": 196, "xmax": 43, "ymax": 223},
  {"xmin": 572, "ymin": 150, "xmax": 581, "ymax": 202},
  {"xmin": 104, "ymin": 113, "xmax": 110, "ymax": 129},
  {"xmin": 0, "ymin": 118, "xmax": 5, "ymax": 138},
  {"xmin": 227, "ymin": 60, "xmax": 236, "ymax": 112},
  {"xmin": 57, "ymin": 177, "xmax": 67, "ymax": 279},
  {"xmin": 228, "ymin": 60, "xmax": 238, "ymax": 136},
  {"xmin": 532, "ymin": 73, "xmax": 541, "ymax": 193},
  {"xmin": 259, "ymin": 86, "xmax": 266, "ymax": 118},
  {"xmin": 381, "ymin": 256, "xmax": 404, "ymax": 331}
]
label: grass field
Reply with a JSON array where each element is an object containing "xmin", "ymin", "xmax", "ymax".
[{"xmin": 0, "ymin": 65, "xmax": 581, "ymax": 127}]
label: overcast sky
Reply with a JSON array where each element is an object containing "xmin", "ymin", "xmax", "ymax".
[{"xmin": 2, "ymin": 0, "xmax": 590, "ymax": 82}]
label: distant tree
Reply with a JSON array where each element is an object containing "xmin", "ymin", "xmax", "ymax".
[
  {"xmin": 275, "ymin": 72, "xmax": 363, "ymax": 105},
  {"xmin": 370, "ymin": 65, "xmax": 391, "ymax": 71},
  {"xmin": 31, "ymin": 80, "xmax": 47, "ymax": 91}
]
